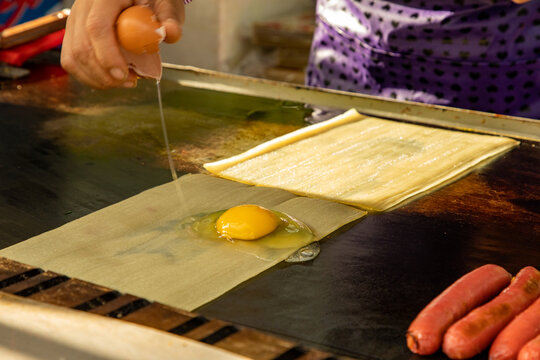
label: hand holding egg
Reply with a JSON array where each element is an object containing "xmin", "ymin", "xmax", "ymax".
[
  {"xmin": 61, "ymin": 0, "xmax": 185, "ymax": 89},
  {"xmin": 116, "ymin": 5, "xmax": 165, "ymax": 54},
  {"xmin": 115, "ymin": 5, "xmax": 165, "ymax": 80}
]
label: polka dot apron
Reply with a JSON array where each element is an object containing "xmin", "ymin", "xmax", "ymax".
[{"xmin": 306, "ymin": 0, "xmax": 540, "ymax": 118}]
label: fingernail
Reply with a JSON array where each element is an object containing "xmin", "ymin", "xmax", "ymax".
[
  {"xmin": 122, "ymin": 81, "xmax": 136, "ymax": 88},
  {"xmin": 110, "ymin": 67, "xmax": 127, "ymax": 81}
]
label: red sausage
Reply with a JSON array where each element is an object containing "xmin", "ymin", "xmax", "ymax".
[
  {"xmin": 489, "ymin": 296, "xmax": 540, "ymax": 360},
  {"xmin": 518, "ymin": 334, "xmax": 540, "ymax": 360},
  {"xmin": 443, "ymin": 266, "xmax": 540, "ymax": 360},
  {"xmin": 406, "ymin": 264, "xmax": 511, "ymax": 355}
]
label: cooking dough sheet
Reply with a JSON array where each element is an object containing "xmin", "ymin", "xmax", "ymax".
[
  {"xmin": 0, "ymin": 174, "xmax": 365, "ymax": 311},
  {"xmin": 205, "ymin": 109, "xmax": 519, "ymax": 211}
]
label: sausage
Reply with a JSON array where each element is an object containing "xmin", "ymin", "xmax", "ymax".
[
  {"xmin": 518, "ymin": 334, "xmax": 540, "ymax": 360},
  {"xmin": 406, "ymin": 264, "xmax": 512, "ymax": 355},
  {"xmin": 443, "ymin": 266, "xmax": 540, "ymax": 360},
  {"xmin": 489, "ymin": 296, "xmax": 540, "ymax": 360}
]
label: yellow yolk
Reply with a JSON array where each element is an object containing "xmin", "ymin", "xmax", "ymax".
[{"xmin": 215, "ymin": 205, "xmax": 280, "ymax": 240}]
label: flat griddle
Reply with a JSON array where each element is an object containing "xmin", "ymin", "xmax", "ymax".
[{"xmin": 0, "ymin": 54, "xmax": 538, "ymax": 360}]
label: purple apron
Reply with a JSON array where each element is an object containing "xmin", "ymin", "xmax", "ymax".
[{"xmin": 306, "ymin": 0, "xmax": 540, "ymax": 118}]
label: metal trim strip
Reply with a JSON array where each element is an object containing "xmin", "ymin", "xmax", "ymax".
[{"xmin": 163, "ymin": 64, "xmax": 539, "ymax": 142}]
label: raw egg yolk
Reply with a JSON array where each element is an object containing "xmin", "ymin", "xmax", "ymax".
[
  {"xmin": 116, "ymin": 5, "xmax": 164, "ymax": 54},
  {"xmin": 216, "ymin": 205, "xmax": 280, "ymax": 240}
]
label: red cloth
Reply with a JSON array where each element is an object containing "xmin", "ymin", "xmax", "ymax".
[{"xmin": 0, "ymin": 29, "xmax": 64, "ymax": 66}]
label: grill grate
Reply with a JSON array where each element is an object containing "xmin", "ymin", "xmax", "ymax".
[
  {"xmin": 105, "ymin": 298, "xmax": 151, "ymax": 318},
  {"xmin": 73, "ymin": 291, "xmax": 122, "ymax": 311},
  {"xmin": 201, "ymin": 325, "xmax": 239, "ymax": 344},
  {"xmin": 0, "ymin": 257, "xmax": 355, "ymax": 360},
  {"xmin": 273, "ymin": 346, "xmax": 307, "ymax": 360},
  {"xmin": 0, "ymin": 268, "xmax": 43, "ymax": 289},
  {"xmin": 14, "ymin": 275, "xmax": 69, "ymax": 297},
  {"xmin": 169, "ymin": 316, "xmax": 209, "ymax": 335}
]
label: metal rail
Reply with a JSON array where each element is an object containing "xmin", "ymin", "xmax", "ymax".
[{"xmin": 163, "ymin": 64, "xmax": 540, "ymax": 142}]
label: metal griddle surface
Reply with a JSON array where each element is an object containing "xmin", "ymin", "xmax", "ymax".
[{"xmin": 1, "ymin": 54, "xmax": 539, "ymax": 360}]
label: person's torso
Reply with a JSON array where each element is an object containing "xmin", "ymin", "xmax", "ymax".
[{"xmin": 307, "ymin": 0, "xmax": 540, "ymax": 118}]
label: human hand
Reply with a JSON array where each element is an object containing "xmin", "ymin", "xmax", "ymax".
[{"xmin": 61, "ymin": 0, "xmax": 185, "ymax": 89}]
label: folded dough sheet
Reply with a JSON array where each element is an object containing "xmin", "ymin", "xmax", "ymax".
[
  {"xmin": 0, "ymin": 174, "xmax": 366, "ymax": 311},
  {"xmin": 205, "ymin": 109, "xmax": 519, "ymax": 211}
]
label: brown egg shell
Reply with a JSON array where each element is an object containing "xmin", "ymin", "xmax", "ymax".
[{"xmin": 116, "ymin": 5, "xmax": 164, "ymax": 54}]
